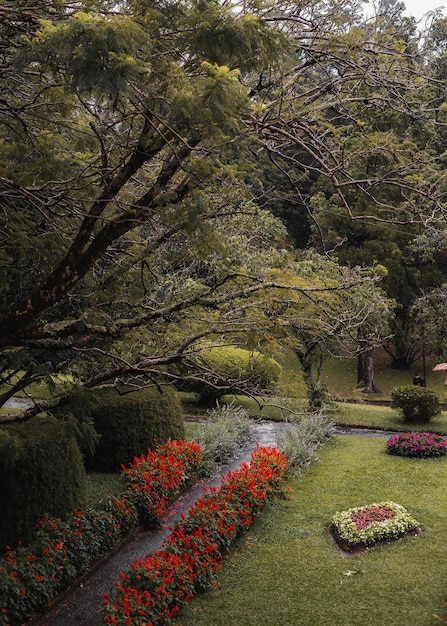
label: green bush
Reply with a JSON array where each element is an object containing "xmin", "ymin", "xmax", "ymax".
[
  {"xmin": 87, "ymin": 386, "xmax": 185, "ymax": 472},
  {"xmin": 276, "ymin": 410, "xmax": 334, "ymax": 467},
  {"xmin": 0, "ymin": 416, "xmax": 87, "ymax": 549},
  {"xmin": 188, "ymin": 346, "xmax": 282, "ymax": 405},
  {"xmin": 391, "ymin": 386, "xmax": 441, "ymax": 424},
  {"xmin": 192, "ymin": 403, "xmax": 253, "ymax": 475}
]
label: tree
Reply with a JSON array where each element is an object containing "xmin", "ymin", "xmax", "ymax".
[
  {"xmin": 260, "ymin": 252, "xmax": 392, "ymax": 406},
  {"xmin": 0, "ymin": 0, "xmax": 288, "ymax": 412},
  {"xmin": 248, "ymin": 2, "xmax": 447, "ymax": 374},
  {"xmin": 3, "ymin": 0, "xmax": 444, "ymax": 421}
]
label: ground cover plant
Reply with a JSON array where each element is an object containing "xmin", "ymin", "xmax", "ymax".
[
  {"xmin": 174, "ymin": 436, "xmax": 447, "ymax": 626},
  {"xmin": 387, "ymin": 432, "xmax": 447, "ymax": 458},
  {"xmin": 331, "ymin": 501, "xmax": 421, "ymax": 549}
]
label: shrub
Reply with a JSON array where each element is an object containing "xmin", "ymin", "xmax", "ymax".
[
  {"xmin": 386, "ymin": 432, "xmax": 447, "ymax": 458},
  {"xmin": 276, "ymin": 410, "xmax": 334, "ymax": 467},
  {"xmin": 184, "ymin": 345, "xmax": 282, "ymax": 405},
  {"xmin": 120, "ymin": 439, "xmax": 203, "ymax": 528},
  {"xmin": 391, "ymin": 386, "xmax": 441, "ymax": 424},
  {"xmin": 192, "ymin": 403, "xmax": 253, "ymax": 474},
  {"xmin": 0, "ymin": 416, "xmax": 87, "ymax": 549},
  {"xmin": 87, "ymin": 386, "xmax": 185, "ymax": 472}
]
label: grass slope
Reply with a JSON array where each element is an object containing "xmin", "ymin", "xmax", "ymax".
[{"xmin": 176, "ymin": 436, "xmax": 447, "ymax": 626}]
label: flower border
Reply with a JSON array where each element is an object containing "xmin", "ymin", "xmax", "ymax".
[{"xmin": 331, "ymin": 501, "xmax": 421, "ymax": 547}]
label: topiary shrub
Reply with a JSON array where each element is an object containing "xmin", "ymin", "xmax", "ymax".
[
  {"xmin": 185, "ymin": 346, "xmax": 282, "ymax": 406},
  {"xmin": 87, "ymin": 386, "xmax": 185, "ymax": 472},
  {"xmin": 391, "ymin": 386, "xmax": 441, "ymax": 424},
  {"xmin": 0, "ymin": 416, "xmax": 87, "ymax": 549}
]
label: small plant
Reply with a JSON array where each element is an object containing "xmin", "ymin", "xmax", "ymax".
[
  {"xmin": 391, "ymin": 386, "xmax": 441, "ymax": 424},
  {"xmin": 276, "ymin": 410, "xmax": 334, "ymax": 467},
  {"xmin": 387, "ymin": 431, "xmax": 447, "ymax": 458},
  {"xmin": 192, "ymin": 403, "xmax": 253, "ymax": 474},
  {"xmin": 120, "ymin": 439, "xmax": 203, "ymax": 528},
  {"xmin": 331, "ymin": 501, "xmax": 420, "ymax": 547}
]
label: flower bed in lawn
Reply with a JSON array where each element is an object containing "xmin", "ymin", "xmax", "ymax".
[
  {"xmin": 386, "ymin": 432, "xmax": 447, "ymax": 458},
  {"xmin": 330, "ymin": 501, "xmax": 421, "ymax": 553},
  {"xmin": 101, "ymin": 446, "xmax": 288, "ymax": 625}
]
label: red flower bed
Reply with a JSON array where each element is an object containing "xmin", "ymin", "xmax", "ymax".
[
  {"xmin": 350, "ymin": 505, "xmax": 395, "ymax": 530},
  {"xmin": 101, "ymin": 447, "xmax": 288, "ymax": 625},
  {"xmin": 121, "ymin": 439, "xmax": 203, "ymax": 527}
]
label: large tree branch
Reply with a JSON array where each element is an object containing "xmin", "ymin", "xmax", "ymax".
[{"xmin": 0, "ymin": 135, "xmax": 197, "ymax": 346}]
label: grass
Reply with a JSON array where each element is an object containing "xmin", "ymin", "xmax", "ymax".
[
  {"xmin": 174, "ymin": 436, "xmax": 447, "ymax": 626},
  {"xmin": 85, "ymin": 472, "xmax": 122, "ymax": 507},
  {"xmin": 334, "ymin": 402, "xmax": 447, "ymax": 434}
]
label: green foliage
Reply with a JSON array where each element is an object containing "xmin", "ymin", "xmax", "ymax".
[
  {"xmin": 190, "ymin": 346, "xmax": 282, "ymax": 405},
  {"xmin": 0, "ymin": 416, "xmax": 87, "ymax": 548},
  {"xmin": 391, "ymin": 385, "xmax": 441, "ymax": 424},
  {"xmin": 24, "ymin": 12, "xmax": 149, "ymax": 96},
  {"xmin": 192, "ymin": 403, "xmax": 253, "ymax": 475},
  {"xmin": 276, "ymin": 411, "xmax": 334, "ymax": 468},
  {"xmin": 87, "ymin": 386, "xmax": 185, "ymax": 472}
]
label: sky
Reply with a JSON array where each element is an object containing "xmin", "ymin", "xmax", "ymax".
[{"xmin": 402, "ymin": 0, "xmax": 446, "ymax": 21}]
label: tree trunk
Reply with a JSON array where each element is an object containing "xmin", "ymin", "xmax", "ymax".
[{"xmin": 357, "ymin": 349, "xmax": 379, "ymax": 393}]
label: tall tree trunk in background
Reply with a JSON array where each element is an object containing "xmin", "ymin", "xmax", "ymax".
[{"xmin": 357, "ymin": 325, "xmax": 380, "ymax": 393}]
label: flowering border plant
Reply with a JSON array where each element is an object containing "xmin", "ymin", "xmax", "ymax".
[
  {"xmin": 120, "ymin": 439, "xmax": 203, "ymax": 527},
  {"xmin": 101, "ymin": 447, "xmax": 288, "ymax": 625},
  {"xmin": 386, "ymin": 432, "xmax": 447, "ymax": 458},
  {"xmin": 331, "ymin": 501, "xmax": 420, "ymax": 547}
]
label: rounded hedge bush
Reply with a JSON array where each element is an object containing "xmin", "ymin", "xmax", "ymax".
[
  {"xmin": 185, "ymin": 346, "xmax": 282, "ymax": 406},
  {"xmin": 391, "ymin": 386, "xmax": 441, "ymax": 424},
  {"xmin": 87, "ymin": 386, "xmax": 185, "ymax": 472},
  {"xmin": 0, "ymin": 416, "xmax": 87, "ymax": 549}
]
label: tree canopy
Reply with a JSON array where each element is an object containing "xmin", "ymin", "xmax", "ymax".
[{"xmin": 2, "ymin": 0, "xmax": 447, "ymax": 418}]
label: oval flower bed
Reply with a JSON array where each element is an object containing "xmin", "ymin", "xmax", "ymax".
[
  {"xmin": 331, "ymin": 501, "xmax": 421, "ymax": 552},
  {"xmin": 386, "ymin": 432, "xmax": 447, "ymax": 458}
]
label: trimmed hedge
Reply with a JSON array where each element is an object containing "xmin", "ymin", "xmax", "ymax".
[
  {"xmin": 186, "ymin": 346, "xmax": 282, "ymax": 405},
  {"xmin": 87, "ymin": 386, "xmax": 185, "ymax": 472},
  {"xmin": 0, "ymin": 416, "xmax": 87, "ymax": 549}
]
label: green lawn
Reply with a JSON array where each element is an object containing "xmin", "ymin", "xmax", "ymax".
[
  {"xmin": 175, "ymin": 436, "xmax": 447, "ymax": 626},
  {"xmin": 334, "ymin": 402, "xmax": 447, "ymax": 434}
]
